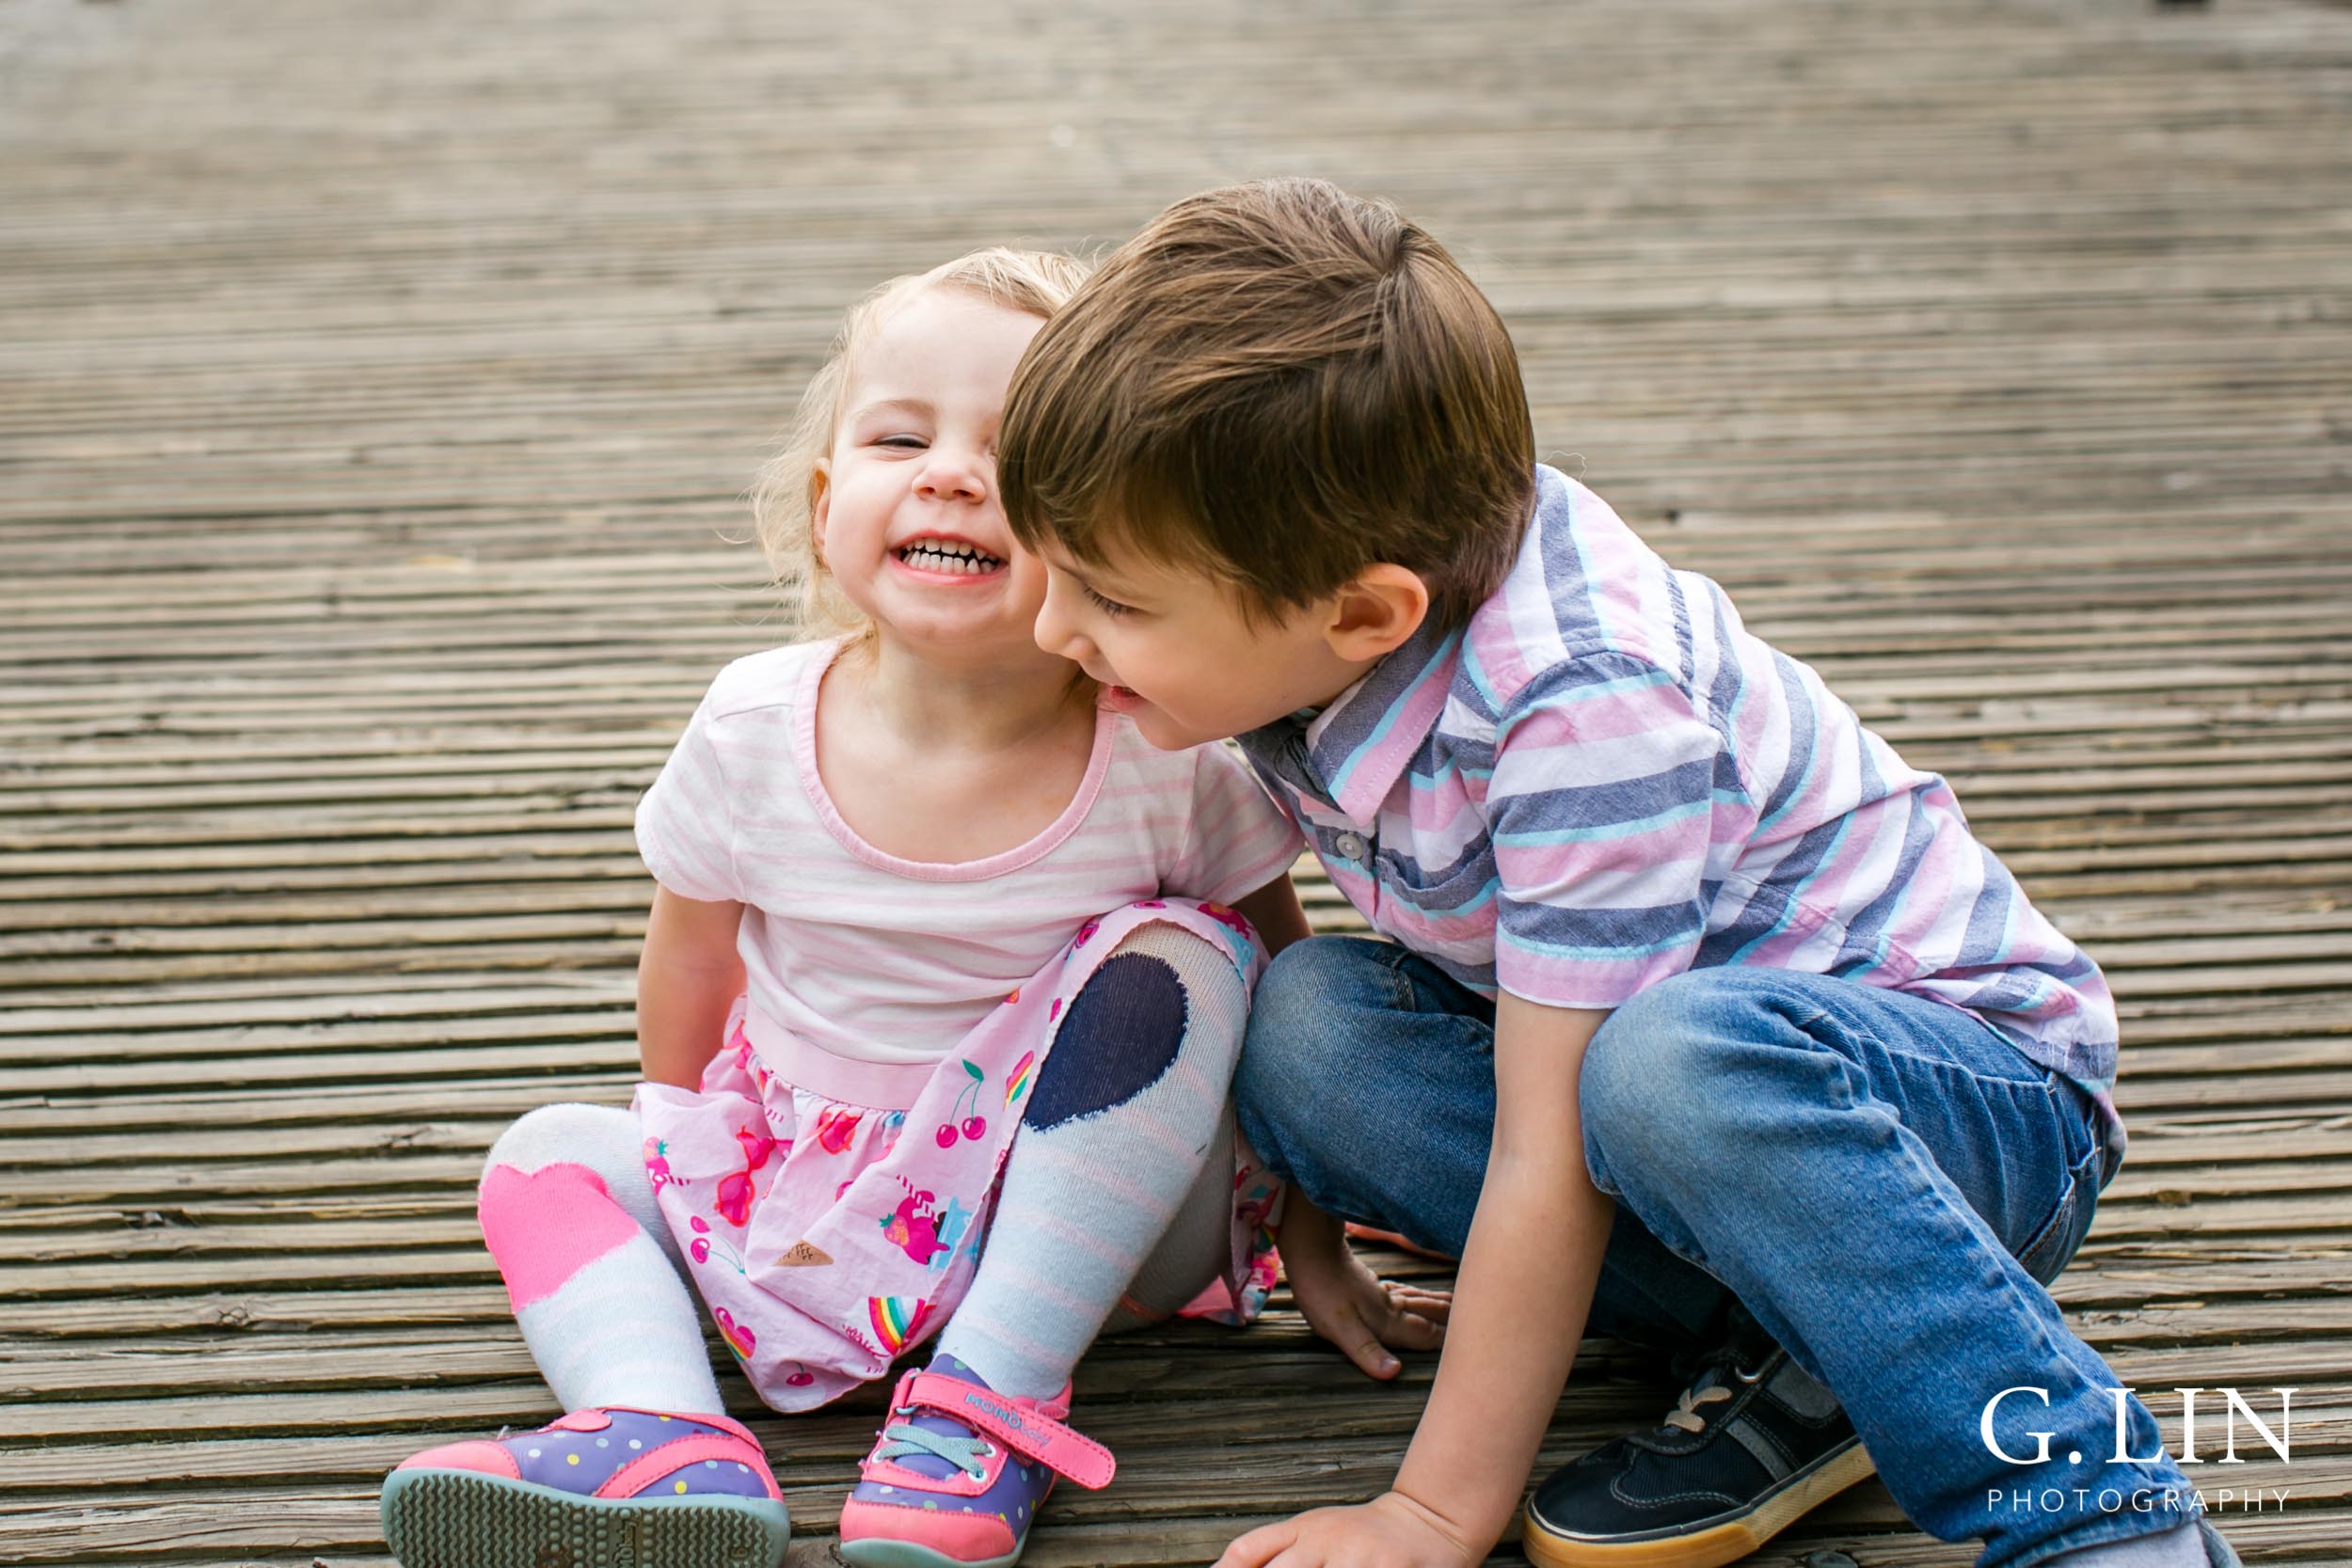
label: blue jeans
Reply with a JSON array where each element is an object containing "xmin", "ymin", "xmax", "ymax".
[{"xmin": 1235, "ymin": 937, "xmax": 2201, "ymax": 1568}]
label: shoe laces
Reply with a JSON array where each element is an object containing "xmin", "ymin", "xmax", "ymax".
[
  {"xmin": 1663, "ymin": 1385, "xmax": 1733, "ymax": 1433},
  {"xmin": 1658, "ymin": 1343, "xmax": 1766, "ymax": 1434},
  {"xmin": 875, "ymin": 1405, "xmax": 996, "ymax": 1481}
]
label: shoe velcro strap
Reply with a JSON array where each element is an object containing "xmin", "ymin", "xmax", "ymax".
[{"xmin": 897, "ymin": 1370, "xmax": 1116, "ymax": 1490}]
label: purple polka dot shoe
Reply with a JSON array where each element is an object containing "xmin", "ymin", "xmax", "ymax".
[
  {"xmin": 836, "ymin": 1354, "xmax": 1115, "ymax": 1568},
  {"xmin": 379, "ymin": 1405, "xmax": 791, "ymax": 1568}
]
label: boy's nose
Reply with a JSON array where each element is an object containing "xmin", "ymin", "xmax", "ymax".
[{"xmin": 1033, "ymin": 583, "xmax": 1089, "ymax": 660}]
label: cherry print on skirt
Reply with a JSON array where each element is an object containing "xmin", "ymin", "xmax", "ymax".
[{"xmin": 633, "ymin": 897, "xmax": 1276, "ymax": 1412}]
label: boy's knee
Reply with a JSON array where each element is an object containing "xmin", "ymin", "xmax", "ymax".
[
  {"xmin": 1235, "ymin": 937, "xmax": 1400, "ymax": 1176},
  {"xmin": 1586, "ymin": 968, "xmax": 1859, "ymax": 1187},
  {"xmin": 1239, "ymin": 939, "xmax": 1380, "ymax": 1092},
  {"xmin": 1247, "ymin": 937, "xmax": 1392, "ymax": 1051},
  {"xmin": 1581, "ymin": 970, "xmax": 1775, "ymax": 1167}
]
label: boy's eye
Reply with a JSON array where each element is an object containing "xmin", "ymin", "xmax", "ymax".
[{"xmin": 1083, "ymin": 583, "xmax": 1137, "ymax": 618}]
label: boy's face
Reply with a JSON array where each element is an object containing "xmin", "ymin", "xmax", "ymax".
[{"xmin": 1032, "ymin": 537, "xmax": 1403, "ymax": 751}]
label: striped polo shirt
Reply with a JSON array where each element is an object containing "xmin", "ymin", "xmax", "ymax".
[{"xmin": 1236, "ymin": 466, "xmax": 2123, "ymax": 1161}]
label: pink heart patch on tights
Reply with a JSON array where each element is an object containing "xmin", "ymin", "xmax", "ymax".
[{"xmin": 478, "ymin": 1162, "xmax": 644, "ymax": 1312}]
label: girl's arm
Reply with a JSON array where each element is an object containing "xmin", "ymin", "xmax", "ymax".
[
  {"xmin": 1232, "ymin": 871, "xmax": 1312, "ymax": 959},
  {"xmin": 1217, "ymin": 993, "xmax": 1616, "ymax": 1568},
  {"xmin": 637, "ymin": 884, "xmax": 748, "ymax": 1088}
]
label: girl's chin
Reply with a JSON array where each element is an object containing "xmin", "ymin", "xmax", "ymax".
[{"xmin": 864, "ymin": 610, "xmax": 1058, "ymax": 663}]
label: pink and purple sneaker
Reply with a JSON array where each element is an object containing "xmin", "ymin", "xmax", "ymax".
[
  {"xmin": 379, "ymin": 1405, "xmax": 791, "ymax": 1568},
  {"xmin": 837, "ymin": 1354, "xmax": 1115, "ymax": 1568}
]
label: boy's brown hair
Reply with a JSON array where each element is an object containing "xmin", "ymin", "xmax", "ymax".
[{"xmin": 1000, "ymin": 178, "xmax": 1535, "ymax": 630}]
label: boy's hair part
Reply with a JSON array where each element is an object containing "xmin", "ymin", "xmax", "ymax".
[
  {"xmin": 999, "ymin": 178, "xmax": 1535, "ymax": 631},
  {"xmin": 754, "ymin": 246, "xmax": 1092, "ymax": 641}
]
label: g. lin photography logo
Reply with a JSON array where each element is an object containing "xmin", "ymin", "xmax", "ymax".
[{"xmin": 1982, "ymin": 1386, "xmax": 2296, "ymax": 1516}]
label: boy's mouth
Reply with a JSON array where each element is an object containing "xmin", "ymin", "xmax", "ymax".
[{"xmin": 893, "ymin": 537, "xmax": 1006, "ymax": 577}]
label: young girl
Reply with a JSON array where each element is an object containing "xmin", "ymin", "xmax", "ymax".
[{"xmin": 377, "ymin": 248, "xmax": 1311, "ymax": 1568}]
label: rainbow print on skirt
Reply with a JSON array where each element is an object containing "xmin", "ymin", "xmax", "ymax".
[{"xmin": 868, "ymin": 1295, "xmax": 929, "ymax": 1354}]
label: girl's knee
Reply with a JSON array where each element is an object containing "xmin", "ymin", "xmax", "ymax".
[
  {"xmin": 484, "ymin": 1102, "xmax": 638, "ymax": 1183},
  {"xmin": 1110, "ymin": 918, "xmax": 1241, "ymax": 997},
  {"xmin": 1025, "ymin": 925, "xmax": 1242, "ymax": 1130}
]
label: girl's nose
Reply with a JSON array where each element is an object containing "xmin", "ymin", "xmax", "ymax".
[{"xmin": 914, "ymin": 448, "xmax": 989, "ymax": 504}]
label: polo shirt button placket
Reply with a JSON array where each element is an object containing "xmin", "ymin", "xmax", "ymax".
[{"xmin": 1332, "ymin": 831, "xmax": 1369, "ymax": 864}]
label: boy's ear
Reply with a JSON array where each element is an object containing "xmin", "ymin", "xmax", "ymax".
[{"xmin": 1323, "ymin": 563, "xmax": 1430, "ymax": 664}]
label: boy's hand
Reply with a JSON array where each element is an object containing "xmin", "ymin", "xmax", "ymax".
[
  {"xmin": 1278, "ymin": 1199, "xmax": 1449, "ymax": 1379},
  {"xmin": 1214, "ymin": 1492, "xmax": 1480, "ymax": 1568}
]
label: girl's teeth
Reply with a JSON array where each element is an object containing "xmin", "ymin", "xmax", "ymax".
[{"xmin": 899, "ymin": 543, "xmax": 1001, "ymax": 574}]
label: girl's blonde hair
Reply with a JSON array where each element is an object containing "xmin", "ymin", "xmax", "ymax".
[{"xmin": 753, "ymin": 246, "xmax": 1094, "ymax": 639}]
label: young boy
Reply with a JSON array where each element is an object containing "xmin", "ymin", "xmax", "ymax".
[{"xmin": 998, "ymin": 180, "xmax": 2234, "ymax": 1568}]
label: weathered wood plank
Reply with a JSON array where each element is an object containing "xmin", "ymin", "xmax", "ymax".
[{"xmin": 6, "ymin": 0, "xmax": 2350, "ymax": 1561}]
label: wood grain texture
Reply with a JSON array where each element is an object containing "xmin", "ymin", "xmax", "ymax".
[{"xmin": 4, "ymin": 0, "xmax": 2349, "ymax": 1561}]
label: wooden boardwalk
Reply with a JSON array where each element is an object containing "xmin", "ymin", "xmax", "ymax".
[{"xmin": 5, "ymin": 0, "xmax": 2351, "ymax": 1561}]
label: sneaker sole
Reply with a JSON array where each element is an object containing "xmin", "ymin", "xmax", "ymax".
[
  {"xmin": 380, "ymin": 1467, "xmax": 791, "ymax": 1568},
  {"xmin": 1521, "ymin": 1437, "xmax": 1877, "ymax": 1568},
  {"xmin": 836, "ymin": 1540, "xmax": 1025, "ymax": 1568}
]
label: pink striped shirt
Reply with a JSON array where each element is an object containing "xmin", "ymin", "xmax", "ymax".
[
  {"xmin": 638, "ymin": 639, "xmax": 1300, "ymax": 1067},
  {"xmin": 1237, "ymin": 467, "xmax": 2125, "ymax": 1162}
]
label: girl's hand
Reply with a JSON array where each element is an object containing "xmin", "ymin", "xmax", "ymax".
[
  {"xmin": 1214, "ymin": 1493, "xmax": 1483, "ymax": 1568},
  {"xmin": 1279, "ymin": 1215, "xmax": 1450, "ymax": 1379}
]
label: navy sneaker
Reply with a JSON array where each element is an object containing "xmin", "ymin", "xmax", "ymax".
[{"xmin": 1523, "ymin": 1319, "xmax": 1872, "ymax": 1568}]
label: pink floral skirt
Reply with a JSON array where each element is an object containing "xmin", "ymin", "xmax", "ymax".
[{"xmin": 632, "ymin": 898, "xmax": 1282, "ymax": 1413}]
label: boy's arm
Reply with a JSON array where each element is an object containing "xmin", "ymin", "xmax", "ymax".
[
  {"xmin": 1391, "ymin": 994, "xmax": 1615, "ymax": 1549},
  {"xmin": 1217, "ymin": 993, "xmax": 1615, "ymax": 1568},
  {"xmin": 637, "ymin": 883, "xmax": 747, "ymax": 1088}
]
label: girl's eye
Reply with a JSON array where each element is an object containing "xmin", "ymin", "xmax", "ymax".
[
  {"xmin": 1083, "ymin": 584, "xmax": 1137, "ymax": 618},
  {"xmin": 873, "ymin": 435, "xmax": 927, "ymax": 451}
]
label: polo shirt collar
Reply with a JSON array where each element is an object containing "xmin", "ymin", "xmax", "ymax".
[{"xmin": 1237, "ymin": 615, "xmax": 1461, "ymax": 827}]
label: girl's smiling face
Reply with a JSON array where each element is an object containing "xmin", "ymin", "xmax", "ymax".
[{"xmin": 812, "ymin": 287, "xmax": 1055, "ymax": 664}]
